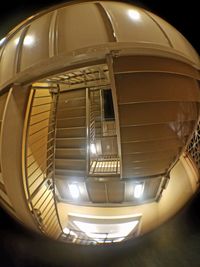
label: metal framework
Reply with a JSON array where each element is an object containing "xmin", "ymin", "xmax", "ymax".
[
  {"xmin": 41, "ymin": 64, "xmax": 110, "ymax": 90},
  {"xmin": 187, "ymin": 120, "xmax": 200, "ymax": 172},
  {"xmin": 59, "ymin": 223, "xmax": 139, "ymax": 245},
  {"xmin": 21, "ymin": 64, "xmax": 200, "ymax": 244},
  {"xmin": 23, "ymin": 85, "xmax": 63, "ymax": 238},
  {"xmin": 90, "ymin": 156, "xmax": 120, "ymax": 175}
]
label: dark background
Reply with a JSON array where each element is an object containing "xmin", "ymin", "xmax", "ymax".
[
  {"xmin": 0, "ymin": 1, "xmax": 200, "ymax": 266},
  {"xmin": 1, "ymin": 192, "xmax": 200, "ymax": 267}
]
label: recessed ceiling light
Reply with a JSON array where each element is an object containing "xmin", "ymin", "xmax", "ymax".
[
  {"xmin": 73, "ymin": 220, "xmax": 139, "ymax": 242},
  {"xmin": 134, "ymin": 183, "xmax": 144, "ymax": 198},
  {"xmin": 63, "ymin": 227, "xmax": 70, "ymax": 234},
  {"xmin": 90, "ymin": 143, "xmax": 97, "ymax": 154},
  {"xmin": 128, "ymin": 9, "xmax": 141, "ymax": 21},
  {"xmin": 24, "ymin": 35, "xmax": 35, "ymax": 46},
  {"xmin": 68, "ymin": 184, "xmax": 80, "ymax": 199},
  {"xmin": 0, "ymin": 37, "xmax": 6, "ymax": 46},
  {"xmin": 14, "ymin": 37, "xmax": 20, "ymax": 46}
]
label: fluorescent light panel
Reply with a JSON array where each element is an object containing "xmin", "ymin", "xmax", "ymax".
[
  {"xmin": 63, "ymin": 227, "xmax": 70, "ymax": 234},
  {"xmin": 128, "ymin": 9, "xmax": 141, "ymax": 21},
  {"xmin": 73, "ymin": 220, "xmax": 139, "ymax": 242},
  {"xmin": 24, "ymin": 35, "xmax": 35, "ymax": 46},
  {"xmin": 90, "ymin": 143, "xmax": 96, "ymax": 154},
  {"xmin": 0, "ymin": 37, "xmax": 6, "ymax": 45},
  {"xmin": 68, "ymin": 183, "xmax": 80, "ymax": 199},
  {"xmin": 134, "ymin": 183, "xmax": 144, "ymax": 198}
]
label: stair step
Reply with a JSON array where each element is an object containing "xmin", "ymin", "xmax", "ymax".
[
  {"xmin": 93, "ymin": 110, "xmax": 101, "ymax": 114},
  {"xmin": 57, "ymin": 106, "xmax": 86, "ymax": 119},
  {"xmin": 56, "ymin": 116, "xmax": 86, "ymax": 128},
  {"xmin": 59, "ymin": 89, "xmax": 86, "ymax": 99},
  {"xmin": 92, "ymin": 128, "xmax": 102, "ymax": 134},
  {"xmin": 58, "ymin": 97, "xmax": 86, "ymax": 109},
  {"xmin": 56, "ymin": 137, "xmax": 86, "ymax": 148},
  {"xmin": 55, "ymin": 159, "xmax": 86, "ymax": 170},
  {"xmin": 55, "ymin": 175, "xmax": 85, "ymax": 182},
  {"xmin": 91, "ymin": 121, "xmax": 101, "ymax": 127},
  {"xmin": 55, "ymin": 148, "xmax": 86, "ymax": 159},
  {"xmin": 56, "ymin": 127, "xmax": 86, "ymax": 138},
  {"xmin": 91, "ymin": 106, "xmax": 101, "ymax": 112},
  {"xmin": 55, "ymin": 169, "xmax": 86, "ymax": 178}
]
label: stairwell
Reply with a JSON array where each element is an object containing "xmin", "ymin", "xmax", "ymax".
[{"xmin": 55, "ymin": 89, "xmax": 87, "ymax": 181}]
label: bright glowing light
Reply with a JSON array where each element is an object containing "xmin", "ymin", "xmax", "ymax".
[
  {"xmin": 128, "ymin": 9, "xmax": 141, "ymax": 21},
  {"xmin": 90, "ymin": 143, "xmax": 96, "ymax": 154},
  {"xmin": 68, "ymin": 183, "xmax": 80, "ymax": 199},
  {"xmin": 0, "ymin": 37, "xmax": 6, "ymax": 46},
  {"xmin": 24, "ymin": 35, "xmax": 35, "ymax": 46},
  {"xmin": 63, "ymin": 227, "xmax": 77, "ymax": 242},
  {"xmin": 14, "ymin": 37, "xmax": 20, "ymax": 45},
  {"xmin": 113, "ymin": 237, "xmax": 124, "ymax": 243},
  {"xmin": 63, "ymin": 227, "xmax": 70, "ymax": 234},
  {"xmin": 73, "ymin": 220, "xmax": 139, "ymax": 242},
  {"xmin": 134, "ymin": 183, "xmax": 144, "ymax": 198}
]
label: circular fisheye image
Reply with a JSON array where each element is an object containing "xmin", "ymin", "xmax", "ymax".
[{"xmin": 0, "ymin": 0, "xmax": 199, "ymax": 249}]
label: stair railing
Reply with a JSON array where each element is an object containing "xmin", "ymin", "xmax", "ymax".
[
  {"xmin": 86, "ymin": 87, "xmax": 90, "ymax": 175},
  {"xmin": 186, "ymin": 119, "xmax": 200, "ymax": 182},
  {"xmin": 0, "ymin": 91, "xmax": 16, "ymax": 216},
  {"xmin": 22, "ymin": 84, "xmax": 63, "ymax": 238}
]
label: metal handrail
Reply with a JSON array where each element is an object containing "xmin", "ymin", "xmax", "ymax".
[
  {"xmin": 60, "ymin": 226, "xmax": 139, "ymax": 245},
  {"xmin": 87, "ymin": 88, "xmax": 120, "ymax": 175},
  {"xmin": 86, "ymin": 87, "xmax": 90, "ymax": 175},
  {"xmin": 22, "ymin": 85, "xmax": 63, "ymax": 238},
  {"xmin": 51, "ymin": 85, "xmax": 63, "ymax": 233}
]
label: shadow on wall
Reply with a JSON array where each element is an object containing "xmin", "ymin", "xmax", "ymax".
[{"xmin": 1, "ymin": 191, "xmax": 200, "ymax": 267}]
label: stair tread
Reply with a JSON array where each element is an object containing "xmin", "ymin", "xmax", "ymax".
[
  {"xmin": 56, "ymin": 147, "xmax": 86, "ymax": 150},
  {"xmin": 56, "ymin": 137, "xmax": 86, "ymax": 140},
  {"xmin": 56, "ymin": 126, "xmax": 86, "ymax": 130},
  {"xmin": 55, "ymin": 168, "xmax": 86, "ymax": 172},
  {"xmin": 57, "ymin": 106, "xmax": 86, "ymax": 111},
  {"xmin": 57, "ymin": 116, "xmax": 86, "ymax": 120},
  {"xmin": 55, "ymin": 170, "xmax": 86, "ymax": 174},
  {"xmin": 58, "ymin": 96, "xmax": 86, "ymax": 100},
  {"xmin": 55, "ymin": 170, "xmax": 86, "ymax": 178},
  {"xmin": 55, "ymin": 158, "xmax": 86, "ymax": 162},
  {"xmin": 55, "ymin": 175, "xmax": 85, "ymax": 181}
]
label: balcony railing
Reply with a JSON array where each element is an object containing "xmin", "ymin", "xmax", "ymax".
[
  {"xmin": 187, "ymin": 120, "xmax": 200, "ymax": 174},
  {"xmin": 23, "ymin": 85, "xmax": 63, "ymax": 238},
  {"xmin": 90, "ymin": 155, "xmax": 120, "ymax": 175},
  {"xmin": 87, "ymin": 88, "xmax": 120, "ymax": 176},
  {"xmin": 59, "ymin": 227, "xmax": 138, "ymax": 245}
]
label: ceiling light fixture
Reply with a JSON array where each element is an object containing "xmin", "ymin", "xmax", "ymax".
[
  {"xmin": 63, "ymin": 227, "xmax": 70, "ymax": 235},
  {"xmin": 134, "ymin": 183, "xmax": 144, "ymax": 198},
  {"xmin": 128, "ymin": 9, "xmax": 141, "ymax": 21},
  {"xmin": 24, "ymin": 35, "xmax": 35, "ymax": 46},
  {"xmin": 14, "ymin": 37, "xmax": 20, "ymax": 46},
  {"xmin": 0, "ymin": 37, "xmax": 6, "ymax": 46},
  {"xmin": 73, "ymin": 220, "xmax": 139, "ymax": 242},
  {"xmin": 68, "ymin": 183, "xmax": 80, "ymax": 199},
  {"xmin": 90, "ymin": 143, "xmax": 97, "ymax": 154}
]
